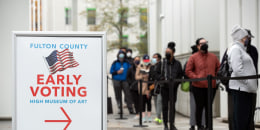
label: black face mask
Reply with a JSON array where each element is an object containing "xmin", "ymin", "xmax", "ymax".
[
  {"xmin": 200, "ymin": 44, "xmax": 208, "ymax": 53},
  {"xmin": 244, "ymin": 38, "xmax": 251, "ymax": 47},
  {"xmin": 165, "ymin": 53, "xmax": 171, "ymax": 60},
  {"xmin": 134, "ymin": 60, "xmax": 140, "ymax": 65}
]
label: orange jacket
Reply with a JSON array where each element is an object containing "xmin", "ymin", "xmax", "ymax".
[{"xmin": 185, "ymin": 52, "xmax": 220, "ymax": 88}]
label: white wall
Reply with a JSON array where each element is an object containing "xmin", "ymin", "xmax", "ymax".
[
  {"xmin": 0, "ymin": 0, "xmax": 29, "ymax": 118},
  {"xmin": 149, "ymin": 0, "xmax": 220, "ymax": 56}
]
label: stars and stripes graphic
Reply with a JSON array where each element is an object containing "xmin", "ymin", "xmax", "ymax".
[{"xmin": 45, "ymin": 49, "xmax": 79, "ymax": 74}]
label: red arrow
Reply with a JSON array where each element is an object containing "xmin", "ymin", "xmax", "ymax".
[{"xmin": 45, "ymin": 107, "xmax": 72, "ymax": 130}]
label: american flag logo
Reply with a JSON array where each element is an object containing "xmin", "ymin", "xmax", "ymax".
[{"xmin": 45, "ymin": 49, "xmax": 79, "ymax": 74}]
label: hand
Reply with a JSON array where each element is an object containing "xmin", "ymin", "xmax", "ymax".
[
  {"xmin": 146, "ymin": 91, "xmax": 150, "ymax": 98},
  {"xmin": 117, "ymin": 70, "xmax": 124, "ymax": 74}
]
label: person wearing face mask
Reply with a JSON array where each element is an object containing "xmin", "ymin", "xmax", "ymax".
[
  {"xmin": 126, "ymin": 49, "xmax": 134, "ymax": 66},
  {"xmin": 160, "ymin": 42, "xmax": 183, "ymax": 130},
  {"xmin": 245, "ymin": 29, "xmax": 258, "ymax": 130},
  {"xmin": 183, "ymin": 44, "xmax": 206, "ymax": 130},
  {"xmin": 127, "ymin": 56, "xmax": 141, "ymax": 119},
  {"xmin": 227, "ymin": 25, "xmax": 258, "ymax": 130},
  {"xmin": 185, "ymin": 38, "xmax": 220, "ymax": 130},
  {"xmin": 148, "ymin": 53, "xmax": 163, "ymax": 124},
  {"xmin": 135, "ymin": 55, "xmax": 152, "ymax": 123},
  {"xmin": 110, "ymin": 50, "xmax": 134, "ymax": 114}
]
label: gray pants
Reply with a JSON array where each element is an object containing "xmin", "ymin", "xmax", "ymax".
[
  {"xmin": 112, "ymin": 80, "xmax": 133, "ymax": 111},
  {"xmin": 153, "ymin": 94, "xmax": 162, "ymax": 119},
  {"xmin": 190, "ymin": 91, "xmax": 205, "ymax": 126}
]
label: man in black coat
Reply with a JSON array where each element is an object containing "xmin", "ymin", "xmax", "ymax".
[{"xmin": 246, "ymin": 29, "xmax": 258, "ymax": 130}]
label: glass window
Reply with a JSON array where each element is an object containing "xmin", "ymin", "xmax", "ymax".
[
  {"xmin": 65, "ymin": 7, "xmax": 71, "ymax": 25},
  {"xmin": 87, "ymin": 8, "xmax": 96, "ymax": 25},
  {"xmin": 140, "ymin": 8, "xmax": 147, "ymax": 28}
]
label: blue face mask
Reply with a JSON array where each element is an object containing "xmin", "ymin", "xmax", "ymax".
[
  {"xmin": 151, "ymin": 58, "xmax": 157, "ymax": 64},
  {"xmin": 119, "ymin": 54, "xmax": 125, "ymax": 59}
]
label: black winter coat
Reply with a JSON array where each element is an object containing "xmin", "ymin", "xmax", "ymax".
[
  {"xmin": 161, "ymin": 58, "xmax": 183, "ymax": 88},
  {"xmin": 126, "ymin": 65, "xmax": 138, "ymax": 91}
]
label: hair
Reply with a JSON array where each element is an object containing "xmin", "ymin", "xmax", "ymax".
[
  {"xmin": 134, "ymin": 56, "xmax": 140, "ymax": 60},
  {"xmin": 119, "ymin": 47, "xmax": 127, "ymax": 52},
  {"xmin": 167, "ymin": 42, "xmax": 176, "ymax": 52},
  {"xmin": 126, "ymin": 48, "xmax": 132, "ymax": 53},
  {"xmin": 153, "ymin": 53, "xmax": 162, "ymax": 60},
  {"xmin": 117, "ymin": 50, "xmax": 126, "ymax": 60},
  {"xmin": 196, "ymin": 38, "xmax": 204, "ymax": 45}
]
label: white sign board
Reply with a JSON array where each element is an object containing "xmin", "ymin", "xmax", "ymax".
[{"xmin": 13, "ymin": 32, "xmax": 107, "ymax": 130}]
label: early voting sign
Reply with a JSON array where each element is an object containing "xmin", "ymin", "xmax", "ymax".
[{"xmin": 13, "ymin": 32, "xmax": 107, "ymax": 130}]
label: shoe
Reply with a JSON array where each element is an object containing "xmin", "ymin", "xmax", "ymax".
[
  {"xmin": 198, "ymin": 127, "xmax": 204, "ymax": 130},
  {"xmin": 154, "ymin": 118, "xmax": 162, "ymax": 124},
  {"xmin": 157, "ymin": 119, "xmax": 162, "ymax": 124},
  {"xmin": 148, "ymin": 117, "xmax": 152, "ymax": 123},
  {"xmin": 164, "ymin": 127, "xmax": 169, "ymax": 130},
  {"xmin": 189, "ymin": 126, "xmax": 195, "ymax": 130},
  {"xmin": 129, "ymin": 109, "xmax": 134, "ymax": 114},
  {"xmin": 133, "ymin": 115, "xmax": 139, "ymax": 120},
  {"xmin": 142, "ymin": 117, "xmax": 147, "ymax": 123}
]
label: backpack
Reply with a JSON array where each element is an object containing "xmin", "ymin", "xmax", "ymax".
[{"xmin": 217, "ymin": 49, "xmax": 232, "ymax": 89}]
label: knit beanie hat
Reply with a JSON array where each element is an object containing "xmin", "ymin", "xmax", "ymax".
[{"xmin": 231, "ymin": 24, "xmax": 248, "ymax": 42}]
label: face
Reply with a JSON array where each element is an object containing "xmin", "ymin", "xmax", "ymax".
[
  {"xmin": 198, "ymin": 39, "xmax": 208, "ymax": 50},
  {"xmin": 241, "ymin": 36, "xmax": 249, "ymax": 45},
  {"xmin": 134, "ymin": 57, "xmax": 140, "ymax": 65},
  {"xmin": 166, "ymin": 48, "xmax": 174, "ymax": 56},
  {"xmin": 153, "ymin": 55, "xmax": 159, "ymax": 62}
]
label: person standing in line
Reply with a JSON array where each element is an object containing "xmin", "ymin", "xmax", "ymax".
[
  {"xmin": 160, "ymin": 42, "xmax": 183, "ymax": 130},
  {"xmin": 135, "ymin": 55, "xmax": 152, "ymax": 123},
  {"xmin": 184, "ymin": 44, "xmax": 206, "ymax": 130},
  {"xmin": 185, "ymin": 38, "xmax": 220, "ymax": 130},
  {"xmin": 126, "ymin": 48, "xmax": 134, "ymax": 66},
  {"xmin": 245, "ymin": 29, "xmax": 258, "ymax": 130},
  {"xmin": 149, "ymin": 53, "xmax": 163, "ymax": 124},
  {"xmin": 228, "ymin": 25, "xmax": 258, "ymax": 130},
  {"xmin": 110, "ymin": 50, "xmax": 134, "ymax": 114},
  {"xmin": 127, "ymin": 56, "xmax": 141, "ymax": 119},
  {"xmin": 120, "ymin": 47, "xmax": 127, "ymax": 53},
  {"xmin": 227, "ymin": 29, "xmax": 259, "ymax": 130}
]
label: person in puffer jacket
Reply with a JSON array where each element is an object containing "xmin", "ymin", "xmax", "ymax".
[
  {"xmin": 110, "ymin": 50, "xmax": 134, "ymax": 114},
  {"xmin": 227, "ymin": 25, "xmax": 258, "ymax": 130}
]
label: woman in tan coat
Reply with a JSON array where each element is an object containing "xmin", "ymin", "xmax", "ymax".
[{"xmin": 135, "ymin": 55, "xmax": 152, "ymax": 123}]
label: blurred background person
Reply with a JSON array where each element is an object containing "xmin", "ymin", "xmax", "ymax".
[
  {"xmin": 161, "ymin": 42, "xmax": 183, "ymax": 130},
  {"xmin": 245, "ymin": 29, "xmax": 258, "ymax": 130},
  {"xmin": 110, "ymin": 50, "xmax": 134, "ymax": 114},
  {"xmin": 126, "ymin": 48, "xmax": 134, "ymax": 66},
  {"xmin": 149, "ymin": 53, "xmax": 163, "ymax": 124},
  {"xmin": 127, "ymin": 56, "xmax": 141, "ymax": 119},
  {"xmin": 135, "ymin": 55, "xmax": 152, "ymax": 123},
  {"xmin": 185, "ymin": 38, "xmax": 220, "ymax": 130},
  {"xmin": 184, "ymin": 44, "xmax": 205, "ymax": 130},
  {"xmin": 228, "ymin": 25, "xmax": 258, "ymax": 130}
]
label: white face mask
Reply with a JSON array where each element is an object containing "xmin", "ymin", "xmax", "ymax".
[
  {"xmin": 127, "ymin": 52, "xmax": 132, "ymax": 57},
  {"xmin": 151, "ymin": 58, "xmax": 157, "ymax": 65}
]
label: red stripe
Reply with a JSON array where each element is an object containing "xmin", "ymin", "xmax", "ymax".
[
  {"xmin": 49, "ymin": 49, "xmax": 79, "ymax": 74},
  {"xmin": 50, "ymin": 61, "xmax": 79, "ymax": 72}
]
